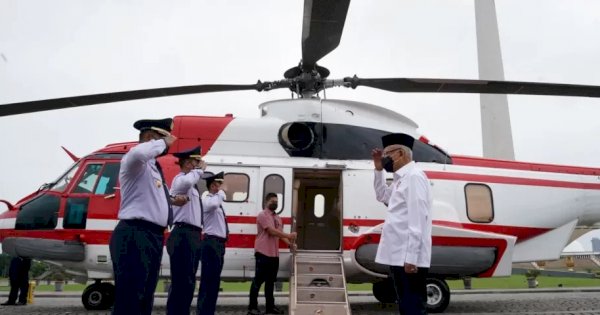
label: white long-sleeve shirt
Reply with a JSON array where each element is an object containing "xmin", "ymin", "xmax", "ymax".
[
  {"xmin": 117, "ymin": 139, "xmax": 170, "ymax": 227},
  {"xmin": 202, "ymin": 190, "xmax": 227, "ymax": 239},
  {"xmin": 373, "ymin": 161, "xmax": 433, "ymax": 267},
  {"xmin": 170, "ymin": 169, "xmax": 204, "ymax": 228}
]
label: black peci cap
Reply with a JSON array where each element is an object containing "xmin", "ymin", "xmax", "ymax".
[{"xmin": 381, "ymin": 133, "xmax": 415, "ymax": 149}]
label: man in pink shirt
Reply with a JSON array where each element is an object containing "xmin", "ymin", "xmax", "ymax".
[{"xmin": 247, "ymin": 193, "xmax": 296, "ymax": 315}]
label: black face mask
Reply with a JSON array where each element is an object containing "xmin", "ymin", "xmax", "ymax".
[
  {"xmin": 381, "ymin": 157, "xmax": 395, "ymax": 173},
  {"xmin": 268, "ymin": 203, "xmax": 278, "ymax": 211}
]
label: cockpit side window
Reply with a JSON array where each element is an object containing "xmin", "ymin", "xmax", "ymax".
[
  {"xmin": 73, "ymin": 164, "xmax": 103, "ymax": 194},
  {"xmin": 63, "ymin": 162, "xmax": 121, "ymax": 229},
  {"xmin": 63, "ymin": 197, "xmax": 89, "ymax": 229},
  {"xmin": 94, "ymin": 163, "xmax": 120, "ymax": 195}
]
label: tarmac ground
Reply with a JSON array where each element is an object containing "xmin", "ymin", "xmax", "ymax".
[{"xmin": 1, "ymin": 288, "xmax": 600, "ymax": 314}]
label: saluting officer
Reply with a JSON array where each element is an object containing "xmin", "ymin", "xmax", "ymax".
[
  {"xmin": 197, "ymin": 172, "xmax": 228, "ymax": 315},
  {"xmin": 166, "ymin": 146, "xmax": 206, "ymax": 315},
  {"xmin": 109, "ymin": 118, "xmax": 185, "ymax": 315},
  {"xmin": 372, "ymin": 133, "xmax": 433, "ymax": 315}
]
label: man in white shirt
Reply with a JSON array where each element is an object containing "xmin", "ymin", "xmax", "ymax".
[{"xmin": 371, "ymin": 133, "xmax": 433, "ymax": 315}]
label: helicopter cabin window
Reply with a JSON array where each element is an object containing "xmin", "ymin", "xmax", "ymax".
[
  {"xmin": 15, "ymin": 194, "xmax": 60, "ymax": 230},
  {"xmin": 223, "ymin": 173, "xmax": 249, "ymax": 202},
  {"xmin": 465, "ymin": 183, "xmax": 494, "ymax": 223},
  {"xmin": 314, "ymin": 194, "xmax": 325, "ymax": 218},
  {"xmin": 73, "ymin": 164, "xmax": 103, "ymax": 194},
  {"xmin": 63, "ymin": 197, "xmax": 89, "ymax": 229},
  {"xmin": 263, "ymin": 174, "xmax": 284, "ymax": 214}
]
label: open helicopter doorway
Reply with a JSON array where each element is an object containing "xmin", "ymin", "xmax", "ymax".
[{"xmin": 292, "ymin": 169, "xmax": 342, "ymax": 252}]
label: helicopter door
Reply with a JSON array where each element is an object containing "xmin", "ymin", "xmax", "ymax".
[
  {"xmin": 294, "ymin": 170, "xmax": 342, "ymax": 251},
  {"xmin": 63, "ymin": 161, "xmax": 121, "ymax": 229}
]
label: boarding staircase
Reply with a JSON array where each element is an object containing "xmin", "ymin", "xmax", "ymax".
[{"xmin": 289, "ymin": 252, "xmax": 352, "ymax": 315}]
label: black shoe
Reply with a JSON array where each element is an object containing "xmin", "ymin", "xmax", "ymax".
[
  {"xmin": 265, "ymin": 306, "xmax": 284, "ymax": 314},
  {"xmin": 15, "ymin": 301, "xmax": 26, "ymax": 306},
  {"xmin": 247, "ymin": 308, "xmax": 263, "ymax": 315},
  {"xmin": 0, "ymin": 301, "xmax": 16, "ymax": 306}
]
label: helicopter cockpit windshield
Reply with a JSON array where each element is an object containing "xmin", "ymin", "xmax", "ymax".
[{"xmin": 48, "ymin": 161, "xmax": 81, "ymax": 192}]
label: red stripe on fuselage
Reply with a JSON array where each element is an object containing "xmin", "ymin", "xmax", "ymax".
[
  {"xmin": 0, "ymin": 219, "xmax": 549, "ymax": 246},
  {"xmin": 432, "ymin": 220, "xmax": 550, "ymax": 242},
  {"xmin": 426, "ymin": 171, "xmax": 600, "ymax": 190},
  {"xmin": 452, "ymin": 155, "xmax": 600, "ymax": 176}
]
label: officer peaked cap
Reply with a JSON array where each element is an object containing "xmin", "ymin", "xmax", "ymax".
[
  {"xmin": 205, "ymin": 171, "xmax": 224, "ymax": 186},
  {"xmin": 381, "ymin": 133, "xmax": 415, "ymax": 150},
  {"xmin": 133, "ymin": 118, "xmax": 173, "ymax": 134},
  {"xmin": 173, "ymin": 146, "xmax": 202, "ymax": 159}
]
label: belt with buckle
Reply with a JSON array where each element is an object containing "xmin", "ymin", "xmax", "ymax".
[
  {"xmin": 204, "ymin": 234, "xmax": 227, "ymax": 243},
  {"xmin": 173, "ymin": 222, "xmax": 202, "ymax": 232}
]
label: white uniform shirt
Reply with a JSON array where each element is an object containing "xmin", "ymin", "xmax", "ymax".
[
  {"xmin": 373, "ymin": 161, "xmax": 433, "ymax": 267},
  {"xmin": 202, "ymin": 190, "xmax": 227, "ymax": 238},
  {"xmin": 170, "ymin": 169, "xmax": 204, "ymax": 228},
  {"xmin": 117, "ymin": 139, "xmax": 170, "ymax": 227}
]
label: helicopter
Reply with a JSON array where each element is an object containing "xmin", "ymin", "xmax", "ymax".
[{"xmin": 1, "ymin": 0, "xmax": 600, "ymax": 313}]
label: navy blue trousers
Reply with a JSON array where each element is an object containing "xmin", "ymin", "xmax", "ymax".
[
  {"xmin": 390, "ymin": 266, "xmax": 429, "ymax": 315},
  {"xmin": 166, "ymin": 224, "xmax": 203, "ymax": 315},
  {"xmin": 109, "ymin": 219, "xmax": 164, "ymax": 315},
  {"xmin": 197, "ymin": 236, "xmax": 226, "ymax": 315},
  {"xmin": 248, "ymin": 252, "xmax": 279, "ymax": 311},
  {"xmin": 7, "ymin": 275, "xmax": 29, "ymax": 304}
]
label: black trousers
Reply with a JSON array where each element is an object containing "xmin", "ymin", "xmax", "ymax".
[
  {"xmin": 248, "ymin": 252, "xmax": 279, "ymax": 311},
  {"xmin": 109, "ymin": 219, "xmax": 164, "ymax": 315},
  {"xmin": 197, "ymin": 236, "xmax": 226, "ymax": 315},
  {"xmin": 7, "ymin": 275, "xmax": 28, "ymax": 304},
  {"xmin": 390, "ymin": 266, "xmax": 429, "ymax": 315},
  {"xmin": 166, "ymin": 224, "xmax": 203, "ymax": 315}
]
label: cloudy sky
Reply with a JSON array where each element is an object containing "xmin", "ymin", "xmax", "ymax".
[{"xmin": 1, "ymin": 0, "xmax": 600, "ymax": 205}]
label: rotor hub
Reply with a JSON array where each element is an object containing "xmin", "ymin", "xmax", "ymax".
[{"xmin": 283, "ymin": 62, "xmax": 331, "ymax": 98}]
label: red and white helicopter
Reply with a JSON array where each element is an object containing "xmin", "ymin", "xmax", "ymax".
[{"xmin": 1, "ymin": 1, "xmax": 600, "ymax": 313}]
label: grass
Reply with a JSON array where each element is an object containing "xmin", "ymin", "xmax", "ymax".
[
  {"xmin": 447, "ymin": 275, "xmax": 600, "ymax": 290},
  {"xmin": 1, "ymin": 275, "xmax": 598, "ymax": 292}
]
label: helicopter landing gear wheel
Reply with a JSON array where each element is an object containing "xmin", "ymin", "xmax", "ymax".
[
  {"xmin": 82, "ymin": 282, "xmax": 115, "ymax": 310},
  {"xmin": 372, "ymin": 278, "xmax": 397, "ymax": 304},
  {"xmin": 425, "ymin": 278, "xmax": 450, "ymax": 313}
]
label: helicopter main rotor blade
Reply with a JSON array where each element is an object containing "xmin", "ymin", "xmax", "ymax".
[
  {"xmin": 344, "ymin": 76, "xmax": 600, "ymax": 98},
  {"xmin": 0, "ymin": 82, "xmax": 287, "ymax": 117},
  {"xmin": 301, "ymin": 0, "xmax": 350, "ymax": 72}
]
